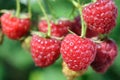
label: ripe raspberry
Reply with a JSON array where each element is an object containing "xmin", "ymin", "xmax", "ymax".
[
  {"xmin": 82, "ymin": 0, "xmax": 118, "ymax": 34},
  {"xmin": 1, "ymin": 13, "xmax": 30, "ymax": 39},
  {"xmin": 30, "ymin": 35, "xmax": 61, "ymax": 67},
  {"xmin": 60, "ymin": 34, "xmax": 96, "ymax": 71},
  {"xmin": 38, "ymin": 19, "xmax": 72, "ymax": 37},
  {"xmin": 71, "ymin": 16, "xmax": 98, "ymax": 37},
  {"xmin": 91, "ymin": 39, "xmax": 118, "ymax": 73}
]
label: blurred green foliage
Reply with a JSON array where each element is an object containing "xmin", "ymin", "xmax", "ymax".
[{"xmin": 0, "ymin": 0, "xmax": 120, "ymax": 80}]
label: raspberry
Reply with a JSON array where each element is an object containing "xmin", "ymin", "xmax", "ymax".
[
  {"xmin": 71, "ymin": 16, "xmax": 98, "ymax": 37},
  {"xmin": 1, "ymin": 13, "xmax": 30, "ymax": 39},
  {"xmin": 60, "ymin": 34, "xmax": 96, "ymax": 71},
  {"xmin": 30, "ymin": 35, "xmax": 61, "ymax": 67},
  {"xmin": 38, "ymin": 19, "xmax": 72, "ymax": 37},
  {"xmin": 82, "ymin": 0, "xmax": 118, "ymax": 34},
  {"xmin": 91, "ymin": 39, "xmax": 118, "ymax": 73}
]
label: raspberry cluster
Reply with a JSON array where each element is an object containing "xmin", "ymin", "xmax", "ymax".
[{"xmin": 0, "ymin": 0, "xmax": 118, "ymax": 80}]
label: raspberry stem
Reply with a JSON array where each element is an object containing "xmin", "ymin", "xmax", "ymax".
[
  {"xmin": 16, "ymin": 0, "xmax": 20, "ymax": 17},
  {"xmin": 79, "ymin": 7, "xmax": 87, "ymax": 38},
  {"xmin": 71, "ymin": 0, "xmax": 87, "ymax": 38},
  {"xmin": 28, "ymin": 0, "xmax": 32, "ymax": 18},
  {"xmin": 37, "ymin": 0, "xmax": 51, "ymax": 37}
]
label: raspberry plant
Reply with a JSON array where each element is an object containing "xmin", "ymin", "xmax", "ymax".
[{"xmin": 0, "ymin": 0, "xmax": 119, "ymax": 80}]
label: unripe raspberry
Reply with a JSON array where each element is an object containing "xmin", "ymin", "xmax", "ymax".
[{"xmin": 62, "ymin": 62, "xmax": 86, "ymax": 80}]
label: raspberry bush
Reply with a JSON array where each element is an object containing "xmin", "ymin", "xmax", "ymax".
[{"xmin": 0, "ymin": 0, "xmax": 120, "ymax": 80}]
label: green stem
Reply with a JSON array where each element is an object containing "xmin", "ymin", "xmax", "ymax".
[
  {"xmin": 71, "ymin": 0, "xmax": 86, "ymax": 38},
  {"xmin": 79, "ymin": 8, "xmax": 86, "ymax": 37},
  {"xmin": 16, "ymin": 0, "xmax": 20, "ymax": 17},
  {"xmin": 37, "ymin": 0, "xmax": 51, "ymax": 37},
  {"xmin": 28, "ymin": 0, "xmax": 32, "ymax": 18},
  {"xmin": 84, "ymin": 22, "xmax": 87, "ymax": 37}
]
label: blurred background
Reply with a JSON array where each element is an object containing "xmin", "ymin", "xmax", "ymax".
[{"xmin": 0, "ymin": 0, "xmax": 120, "ymax": 80}]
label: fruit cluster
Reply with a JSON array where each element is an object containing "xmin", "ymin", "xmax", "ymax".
[{"xmin": 0, "ymin": 0, "xmax": 118, "ymax": 80}]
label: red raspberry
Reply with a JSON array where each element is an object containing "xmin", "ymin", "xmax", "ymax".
[
  {"xmin": 30, "ymin": 35, "xmax": 61, "ymax": 67},
  {"xmin": 91, "ymin": 39, "xmax": 118, "ymax": 73},
  {"xmin": 38, "ymin": 19, "xmax": 72, "ymax": 37},
  {"xmin": 1, "ymin": 13, "xmax": 30, "ymax": 39},
  {"xmin": 82, "ymin": 0, "xmax": 118, "ymax": 34},
  {"xmin": 60, "ymin": 34, "xmax": 96, "ymax": 71},
  {"xmin": 71, "ymin": 16, "xmax": 98, "ymax": 37}
]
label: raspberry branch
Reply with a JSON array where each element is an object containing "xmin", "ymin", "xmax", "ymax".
[
  {"xmin": 37, "ymin": 0, "xmax": 51, "ymax": 37},
  {"xmin": 79, "ymin": 7, "xmax": 87, "ymax": 38},
  {"xmin": 71, "ymin": 0, "xmax": 87, "ymax": 38},
  {"xmin": 28, "ymin": 0, "xmax": 32, "ymax": 18},
  {"xmin": 16, "ymin": 0, "xmax": 20, "ymax": 17}
]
